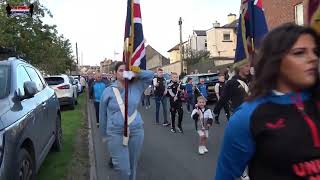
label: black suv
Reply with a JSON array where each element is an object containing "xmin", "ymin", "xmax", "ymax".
[
  {"xmin": 0, "ymin": 55, "xmax": 62, "ymax": 180},
  {"xmin": 181, "ymin": 73, "xmax": 219, "ymax": 102}
]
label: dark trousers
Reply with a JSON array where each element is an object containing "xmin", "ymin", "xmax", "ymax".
[
  {"xmin": 94, "ymin": 102, "xmax": 100, "ymax": 123},
  {"xmin": 170, "ymin": 102, "xmax": 183, "ymax": 129},
  {"xmin": 142, "ymin": 94, "xmax": 151, "ymax": 106},
  {"xmin": 213, "ymin": 99, "xmax": 230, "ymax": 121}
]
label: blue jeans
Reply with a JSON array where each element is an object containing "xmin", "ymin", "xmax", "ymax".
[
  {"xmin": 186, "ymin": 96, "xmax": 194, "ymax": 112},
  {"xmin": 107, "ymin": 127, "xmax": 144, "ymax": 180},
  {"xmin": 155, "ymin": 95, "xmax": 168, "ymax": 123}
]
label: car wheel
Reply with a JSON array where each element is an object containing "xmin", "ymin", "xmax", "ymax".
[
  {"xmin": 70, "ymin": 97, "xmax": 75, "ymax": 110},
  {"xmin": 52, "ymin": 115, "xmax": 63, "ymax": 151},
  {"xmin": 15, "ymin": 148, "xmax": 35, "ymax": 180}
]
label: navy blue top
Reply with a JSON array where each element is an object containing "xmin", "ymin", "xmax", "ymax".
[{"xmin": 215, "ymin": 90, "xmax": 320, "ymax": 180}]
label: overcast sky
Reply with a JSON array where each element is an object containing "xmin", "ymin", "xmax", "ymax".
[{"xmin": 42, "ymin": 0, "xmax": 241, "ymax": 66}]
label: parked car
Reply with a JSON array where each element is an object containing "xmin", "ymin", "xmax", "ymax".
[
  {"xmin": 0, "ymin": 56, "xmax": 62, "ymax": 180},
  {"xmin": 44, "ymin": 75, "xmax": 78, "ymax": 109},
  {"xmin": 74, "ymin": 79, "xmax": 82, "ymax": 94},
  {"xmin": 181, "ymin": 73, "xmax": 219, "ymax": 102}
]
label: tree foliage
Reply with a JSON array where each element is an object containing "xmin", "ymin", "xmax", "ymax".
[
  {"xmin": 0, "ymin": 0, "xmax": 75, "ymax": 74},
  {"xmin": 183, "ymin": 47, "xmax": 211, "ymax": 66}
]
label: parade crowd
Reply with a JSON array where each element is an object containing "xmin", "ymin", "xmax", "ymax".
[{"xmin": 86, "ymin": 24, "xmax": 320, "ymax": 180}]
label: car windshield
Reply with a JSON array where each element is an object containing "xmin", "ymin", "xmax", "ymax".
[
  {"xmin": 203, "ymin": 75, "xmax": 219, "ymax": 83},
  {"xmin": 0, "ymin": 65, "xmax": 10, "ymax": 99},
  {"xmin": 45, "ymin": 77, "xmax": 65, "ymax": 86},
  {"xmin": 184, "ymin": 74, "xmax": 218, "ymax": 84}
]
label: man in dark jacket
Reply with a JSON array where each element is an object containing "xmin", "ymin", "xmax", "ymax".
[
  {"xmin": 167, "ymin": 72, "xmax": 184, "ymax": 133},
  {"xmin": 88, "ymin": 74, "xmax": 95, "ymax": 99},
  {"xmin": 153, "ymin": 68, "xmax": 169, "ymax": 126},
  {"xmin": 213, "ymin": 61, "xmax": 251, "ymax": 124}
]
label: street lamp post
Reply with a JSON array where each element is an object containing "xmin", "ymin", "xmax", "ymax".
[{"xmin": 179, "ymin": 17, "xmax": 183, "ymax": 75}]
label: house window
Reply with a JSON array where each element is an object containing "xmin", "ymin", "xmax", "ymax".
[
  {"xmin": 205, "ymin": 40, "xmax": 207, "ymax": 48},
  {"xmin": 223, "ymin": 33, "xmax": 231, "ymax": 41},
  {"xmin": 295, "ymin": 3, "xmax": 304, "ymax": 25}
]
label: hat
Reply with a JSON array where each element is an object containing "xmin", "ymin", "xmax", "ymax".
[{"xmin": 233, "ymin": 58, "xmax": 249, "ymax": 69}]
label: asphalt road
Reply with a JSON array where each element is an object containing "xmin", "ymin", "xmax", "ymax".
[{"xmin": 89, "ymin": 98, "xmax": 229, "ymax": 180}]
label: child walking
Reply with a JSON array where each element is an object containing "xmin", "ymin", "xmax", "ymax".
[
  {"xmin": 191, "ymin": 96, "xmax": 213, "ymax": 155},
  {"xmin": 167, "ymin": 72, "xmax": 184, "ymax": 133},
  {"xmin": 144, "ymin": 85, "xmax": 152, "ymax": 109}
]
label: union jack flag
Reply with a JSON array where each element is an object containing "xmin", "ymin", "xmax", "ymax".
[{"xmin": 123, "ymin": 0, "xmax": 146, "ymax": 70}]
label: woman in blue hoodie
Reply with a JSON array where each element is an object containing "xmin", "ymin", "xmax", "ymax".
[
  {"xmin": 99, "ymin": 62, "xmax": 154, "ymax": 180},
  {"xmin": 215, "ymin": 24, "xmax": 320, "ymax": 180}
]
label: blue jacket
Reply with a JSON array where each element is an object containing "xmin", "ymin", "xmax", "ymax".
[
  {"xmin": 92, "ymin": 81, "xmax": 107, "ymax": 102},
  {"xmin": 185, "ymin": 83, "xmax": 194, "ymax": 97},
  {"xmin": 99, "ymin": 70, "xmax": 154, "ymax": 137},
  {"xmin": 215, "ymin": 90, "xmax": 320, "ymax": 180},
  {"xmin": 197, "ymin": 84, "xmax": 208, "ymax": 98}
]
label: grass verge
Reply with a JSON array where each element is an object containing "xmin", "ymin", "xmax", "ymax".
[{"xmin": 36, "ymin": 93, "xmax": 88, "ymax": 180}]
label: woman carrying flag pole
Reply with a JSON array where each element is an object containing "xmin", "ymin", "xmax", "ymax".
[{"xmin": 99, "ymin": 0, "xmax": 153, "ymax": 180}]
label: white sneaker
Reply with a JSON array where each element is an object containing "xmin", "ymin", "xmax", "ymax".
[
  {"xmin": 198, "ymin": 146, "xmax": 205, "ymax": 155},
  {"xmin": 203, "ymin": 146, "xmax": 208, "ymax": 153}
]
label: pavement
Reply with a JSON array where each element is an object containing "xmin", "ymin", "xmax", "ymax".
[{"xmin": 88, "ymin": 97, "xmax": 229, "ymax": 180}]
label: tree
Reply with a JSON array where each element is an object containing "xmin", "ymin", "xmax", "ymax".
[
  {"xmin": 183, "ymin": 47, "xmax": 210, "ymax": 65},
  {"xmin": 0, "ymin": 0, "xmax": 75, "ymax": 74}
]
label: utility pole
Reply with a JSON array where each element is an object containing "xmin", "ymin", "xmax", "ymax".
[
  {"xmin": 75, "ymin": 43, "xmax": 79, "ymax": 65},
  {"xmin": 179, "ymin": 17, "xmax": 184, "ymax": 75},
  {"xmin": 81, "ymin": 51, "xmax": 83, "ymax": 66}
]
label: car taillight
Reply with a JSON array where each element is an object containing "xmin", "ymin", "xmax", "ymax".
[{"xmin": 57, "ymin": 85, "xmax": 70, "ymax": 89}]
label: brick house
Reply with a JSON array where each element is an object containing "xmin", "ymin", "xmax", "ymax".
[{"xmin": 263, "ymin": 0, "xmax": 308, "ymax": 29}]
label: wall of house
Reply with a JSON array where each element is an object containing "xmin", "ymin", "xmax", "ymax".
[
  {"xmin": 147, "ymin": 54, "xmax": 162, "ymax": 70},
  {"xmin": 169, "ymin": 50, "xmax": 181, "ymax": 63},
  {"xmin": 162, "ymin": 61, "xmax": 182, "ymax": 75},
  {"xmin": 207, "ymin": 28, "xmax": 236, "ymax": 58},
  {"xmin": 190, "ymin": 35, "xmax": 207, "ymax": 51},
  {"xmin": 263, "ymin": 0, "xmax": 307, "ymax": 29},
  {"xmin": 214, "ymin": 59, "xmax": 234, "ymax": 66}
]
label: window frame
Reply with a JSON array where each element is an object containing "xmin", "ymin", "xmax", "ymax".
[
  {"xmin": 24, "ymin": 66, "xmax": 45, "ymax": 92},
  {"xmin": 16, "ymin": 65, "xmax": 32, "ymax": 97},
  {"xmin": 294, "ymin": 3, "xmax": 304, "ymax": 26},
  {"xmin": 222, "ymin": 32, "xmax": 232, "ymax": 42}
]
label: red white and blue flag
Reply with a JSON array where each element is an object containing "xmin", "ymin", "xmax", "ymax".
[
  {"xmin": 234, "ymin": 0, "xmax": 268, "ymax": 66},
  {"xmin": 123, "ymin": 0, "xmax": 146, "ymax": 70}
]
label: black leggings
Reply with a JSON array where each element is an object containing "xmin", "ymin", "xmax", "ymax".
[
  {"xmin": 170, "ymin": 104, "xmax": 183, "ymax": 129},
  {"xmin": 94, "ymin": 102, "xmax": 100, "ymax": 123}
]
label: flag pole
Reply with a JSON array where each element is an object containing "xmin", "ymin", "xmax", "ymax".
[
  {"xmin": 250, "ymin": 0, "xmax": 255, "ymax": 66},
  {"xmin": 123, "ymin": 0, "xmax": 135, "ymax": 146},
  {"xmin": 123, "ymin": 37, "xmax": 129, "ymax": 146}
]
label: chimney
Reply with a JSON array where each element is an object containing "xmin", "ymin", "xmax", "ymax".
[
  {"xmin": 212, "ymin": 21, "xmax": 220, "ymax": 28},
  {"xmin": 228, "ymin": 13, "xmax": 236, "ymax": 24}
]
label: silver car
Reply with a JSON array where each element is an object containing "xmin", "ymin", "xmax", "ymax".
[{"xmin": 0, "ymin": 56, "xmax": 62, "ymax": 180}]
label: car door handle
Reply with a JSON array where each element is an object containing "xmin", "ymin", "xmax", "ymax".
[{"xmin": 41, "ymin": 102, "xmax": 47, "ymax": 107}]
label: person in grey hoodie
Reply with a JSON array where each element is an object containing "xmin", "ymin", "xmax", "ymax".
[{"xmin": 99, "ymin": 62, "xmax": 154, "ymax": 180}]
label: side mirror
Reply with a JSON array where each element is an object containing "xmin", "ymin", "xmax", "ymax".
[
  {"xmin": 14, "ymin": 81, "xmax": 38, "ymax": 101},
  {"xmin": 24, "ymin": 81, "xmax": 38, "ymax": 98}
]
